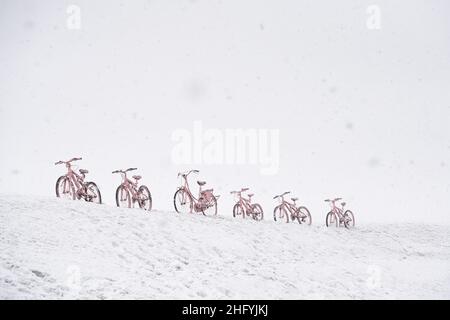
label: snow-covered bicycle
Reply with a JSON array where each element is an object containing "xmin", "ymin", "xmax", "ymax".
[
  {"xmin": 113, "ymin": 168, "xmax": 152, "ymax": 211},
  {"xmin": 173, "ymin": 170, "xmax": 219, "ymax": 216},
  {"xmin": 55, "ymin": 157, "xmax": 102, "ymax": 204},
  {"xmin": 231, "ymin": 188, "xmax": 264, "ymax": 221},
  {"xmin": 324, "ymin": 198, "xmax": 355, "ymax": 228},
  {"xmin": 273, "ymin": 191, "xmax": 312, "ymax": 225}
]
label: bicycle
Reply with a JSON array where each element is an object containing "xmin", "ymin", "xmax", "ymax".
[
  {"xmin": 324, "ymin": 198, "xmax": 355, "ymax": 228},
  {"xmin": 231, "ymin": 188, "xmax": 264, "ymax": 221},
  {"xmin": 173, "ymin": 170, "xmax": 219, "ymax": 216},
  {"xmin": 273, "ymin": 191, "xmax": 312, "ymax": 225},
  {"xmin": 112, "ymin": 168, "xmax": 152, "ymax": 211},
  {"xmin": 55, "ymin": 157, "xmax": 102, "ymax": 204}
]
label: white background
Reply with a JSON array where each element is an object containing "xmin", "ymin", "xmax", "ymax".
[{"xmin": 1, "ymin": 0, "xmax": 449, "ymax": 224}]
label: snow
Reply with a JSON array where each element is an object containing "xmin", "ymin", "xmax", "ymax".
[{"xmin": 1, "ymin": 194, "xmax": 449, "ymax": 299}]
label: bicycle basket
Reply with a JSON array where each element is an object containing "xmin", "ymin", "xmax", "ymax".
[{"xmin": 201, "ymin": 189, "xmax": 214, "ymax": 202}]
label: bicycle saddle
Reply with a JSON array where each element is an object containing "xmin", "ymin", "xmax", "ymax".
[
  {"xmin": 79, "ymin": 169, "xmax": 89, "ymax": 174},
  {"xmin": 132, "ymin": 175, "xmax": 142, "ymax": 180},
  {"xmin": 291, "ymin": 197, "xmax": 298, "ymax": 202},
  {"xmin": 248, "ymin": 193, "xmax": 254, "ymax": 198},
  {"xmin": 197, "ymin": 181, "xmax": 206, "ymax": 186}
]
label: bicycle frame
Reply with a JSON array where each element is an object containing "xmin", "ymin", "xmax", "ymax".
[
  {"xmin": 178, "ymin": 173, "xmax": 198, "ymax": 203},
  {"xmin": 328, "ymin": 201, "xmax": 345, "ymax": 220},
  {"xmin": 112, "ymin": 168, "xmax": 151, "ymax": 210},
  {"xmin": 233, "ymin": 192, "xmax": 253, "ymax": 214},
  {"xmin": 176, "ymin": 170, "xmax": 216, "ymax": 213},
  {"xmin": 118, "ymin": 172, "xmax": 140, "ymax": 200},
  {"xmin": 239, "ymin": 197, "xmax": 252, "ymax": 213},
  {"xmin": 60, "ymin": 161, "xmax": 85, "ymax": 196},
  {"xmin": 277, "ymin": 196, "xmax": 298, "ymax": 216},
  {"xmin": 273, "ymin": 191, "xmax": 309, "ymax": 222}
]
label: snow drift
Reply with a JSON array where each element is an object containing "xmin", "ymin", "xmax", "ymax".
[{"xmin": 0, "ymin": 194, "xmax": 449, "ymax": 299}]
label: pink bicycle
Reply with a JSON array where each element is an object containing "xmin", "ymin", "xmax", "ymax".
[
  {"xmin": 173, "ymin": 170, "xmax": 219, "ymax": 216},
  {"xmin": 231, "ymin": 188, "xmax": 263, "ymax": 221},
  {"xmin": 325, "ymin": 198, "xmax": 355, "ymax": 228},
  {"xmin": 55, "ymin": 157, "xmax": 102, "ymax": 204},
  {"xmin": 273, "ymin": 191, "xmax": 312, "ymax": 225},
  {"xmin": 112, "ymin": 168, "xmax": 152, "ymax": 211}
]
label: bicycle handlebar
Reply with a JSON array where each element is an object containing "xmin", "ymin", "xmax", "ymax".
[
  {"xmin": 55, "ymin": 157, "xmax": 82, "ymax": 165},
  {"xmin": 112, "ymin": 168, "xmax": 137, "ymax": 174},
  {"xmin": 178, "ymin": 169, "xmax": 199, "ymax": 177},
  {"xmin": 324, "ymin": 198, "xmax": 342, "ymax": 202},
  {"xmin": 274, "ymin": 191, "xmax": 290, "ymax": 199}
]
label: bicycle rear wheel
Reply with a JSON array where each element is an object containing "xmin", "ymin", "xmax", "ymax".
[
  {"xmin": 202, "ymin": 195, "xmax": 217, "ymax": 216},
  {"xmin": 85, "ymin": 182, "xmax": 102, "ymax": 204},
  {"xmin": 138, "ymin": 185, "xmax": 152, "ymax": 211},
  {"xmin": 344, "ymin": 210, "xmax": 355, "ymax": 228},
  {"xmin": 325, "ymin": 211, "xmax": 338, "ymax": 227},
  {"xmin": 55, "ymin": 176, "xmax": 75, "ymax": 200},
  {"xmin": 251, "ymin": 203, "xmax": 264, "ymax": 221},
  {"xmin": 296, "ymin": 206, "xmax": 312, "ymax": 225},
  {"xmin": 273, "ymin": 205, "xmax": 289, "ymax": 223},
  {"xmin": 116, "ymin": 185, "xmax": 131, "ymax": 208}
]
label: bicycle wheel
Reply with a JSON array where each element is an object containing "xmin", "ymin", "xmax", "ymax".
[
  {"xmin": 85, "ymin": 182, "xmax": 102, "ymax": 204},
  {"xmin": 325, "ymin": 211, "xmax": 338, "ymax": 227},
  {"xmin": 344, "ymin": 210, "xmax": 355, "ymax": 229},
  {"xmin": 296, "ymin": 206, "xmax": 312, "ymax": 225},
  {"xmin": 138, "ymin": 185, "xmax": 152, "ymax": 211},
  {"xmin": 251, "ymin": 203, "xmax": 264, "ymax": 221},
  {"xmin": 55, "ymin": 176, "xmax": 75, "ymax": 200},
  {"xmin": 273, "ymin": 205, "xmax": 289, "ymax": 223},
  {"xmin": 115, "ymin": 185, "xmax": 131, "ymax": 208},
  {"xmin": 202, "ymin": 195, "xmax": 217, "ymax": 216},
  {"xmin": 233, "ymin": 203, "xmax": 244, "ymax": 218},
  {"xmin": 174, "ymin": 188, "xmax": 193, "ymax": 213}
]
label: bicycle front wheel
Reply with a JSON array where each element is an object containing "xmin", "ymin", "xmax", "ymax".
[
  {"xmin": 325, "ymin": 211, "xmax": 338, "ymax": 227},
  {"xmin": 233, "ymin": 203, "xmax": 244, "ymax": 218},
  {"xmin": 55, "ymin": 176, "xmax": 75, "ymax": 200},
  {"xmin": 251, "ymin": 203, "xmax": 264, "ymax": 221},
  {"xmin": 116, "ymin": 185, "xmax": 131, "ymax": 208},
  {"xmin": 174, "ymin": 189, "xmax": 193, "ymax": 213},
  {"xmin": 138, "ymin": 185, "xmax": 152, "ymax": 211},
  {"xmin": 273, "ymin": 205, "xmax": 289, "ymax": 223},
  {"xmin": 344, "ymin": 210, "xmax": 355, "ymax": 229},
  {"xmin": 85, "ymin": 182, "xmax": 102, "ymax": 204}
]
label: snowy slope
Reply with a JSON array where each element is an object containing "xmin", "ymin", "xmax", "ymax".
[{"xmin": 1, "ymin": 194, "xmax": 449, "ymax": 299}]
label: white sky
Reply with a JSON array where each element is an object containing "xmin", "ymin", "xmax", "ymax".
[{"xmin": 1, "ymin": 0, "xmax": 449, "ymax": 224}]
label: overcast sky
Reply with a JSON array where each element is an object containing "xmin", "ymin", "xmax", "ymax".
[{"xmin": 1, "ymin": 0, "xmax": 449, "ymax": 224}]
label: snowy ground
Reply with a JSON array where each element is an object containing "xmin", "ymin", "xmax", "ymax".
[{"xmin": 0, "ymin": 194, "xmax": 449, "ymax": 299}]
